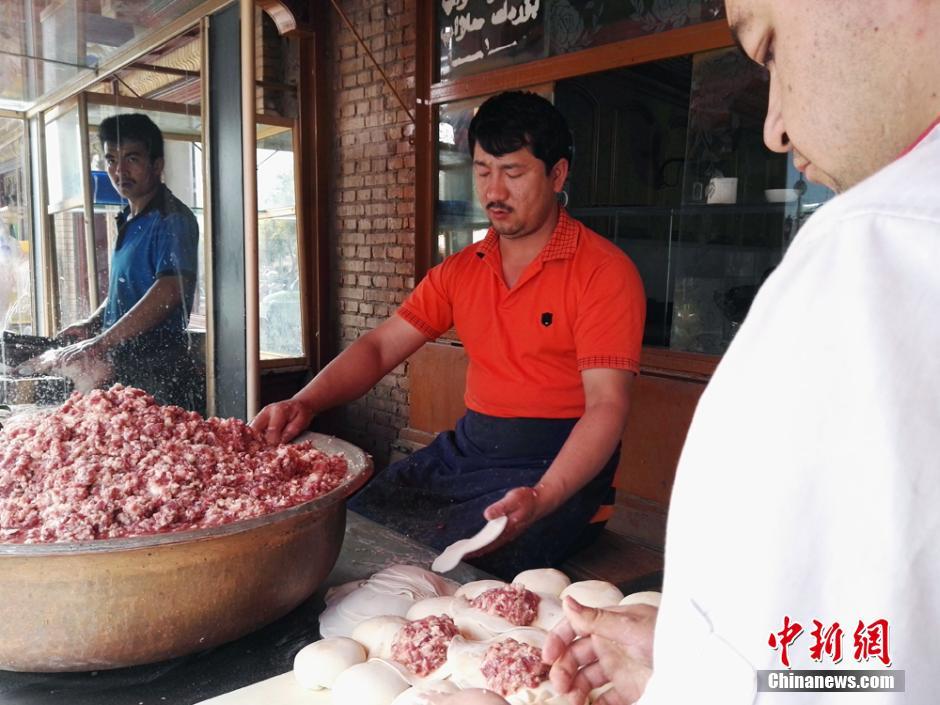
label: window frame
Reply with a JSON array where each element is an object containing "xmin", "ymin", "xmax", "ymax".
[{"xmin": 256, "ymin": 114, "xmax": 308, "ymax": 370}]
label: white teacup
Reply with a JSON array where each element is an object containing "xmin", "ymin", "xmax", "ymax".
[{"xmin": 706, "ymin": 177, "xmax": 738, "ymax": 204}]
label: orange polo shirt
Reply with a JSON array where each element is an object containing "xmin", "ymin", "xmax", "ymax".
[{"xmin": 398, "ymin": 209, "xmax": 646, "ymax": 418}]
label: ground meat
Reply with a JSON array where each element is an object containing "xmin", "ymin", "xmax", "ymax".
[
  {"xmin": 390, "ymin": 614, "xmax": 460, "ymax": 676},
  {"xmin": 0, "ymin": 385, "xmax": 349, "ymax": 543},
  {"xmin": 481, "ymin": 638, "xmax": 549, "ymax": 696},
  {"xmin": 470, "ymin": 584, "xmax": 540, "ymax": 626}
]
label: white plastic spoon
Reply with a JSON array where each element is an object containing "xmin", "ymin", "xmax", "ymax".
[{"xmin": 430, "ymin": 516, "xmax": 508, "ymax": 574}]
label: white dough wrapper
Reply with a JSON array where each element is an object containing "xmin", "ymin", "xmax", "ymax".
[
  {"xmin": 324, "ymin": 579, "xmax": 364, "ymax": 606},
  {"xmin": 331, "ymin": 658, "xmax": 411, "ymax": 705},
  {"xmin": 428, "ymin": 689, "xmax": 511, "ymax": 705},
  {"xmin": 406, "ymin": 596, "xmax": 458, "ymax": 621},
  {"xmin": 352, "ymin": 615, "xmax": 409, "ymax": 660},
  {"xmin": 511, "ymin": 569, "xmax": 571, "ymax": 598},
  {"xmin": 453, "ymin": 580, "xmax": 507, "ymax": 600},
  {"xmin": 559, "ymin": 581, "xmax": 624, "ymax": 609},
  {"xmin": 319, "ymin": 584, "xmax": 415, "ymax": 638},
  {"xmin": 390, "ymin": 680, "xmax": 461, "ymax": 705},
  {"xmin": 531, "ymin": 593, "xmax": 564, "ymax": 632},
  {"xmin": 370, "ymin": 564, "xmax": 461, "ymax": 599},
  {"xmin": 292, "ymin": 636, "xmax": 366, "ymax": 690},
  {"xmin": 618, "ymin": 591, "xmax": 662, "ymax": 608}
]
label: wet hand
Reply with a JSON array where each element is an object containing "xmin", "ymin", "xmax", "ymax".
[
  {"xmin": 58, "ymin": 337, "xmax": 108, "ymax": 368},
  {"xmin": 543, "ymin": 598, "xmax": 657, "ymax": 705},
  {"xmin": 56, "ymin": 321, "xmax": 93, "ymax": 342},
  {"xmin": 250, "ymin": 398, "xmax": 315, "ymax": 445}
]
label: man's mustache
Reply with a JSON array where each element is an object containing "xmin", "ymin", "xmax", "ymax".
[{"xmin": 486, "ymin": 202, "xmax": 513, "ymax": 211}]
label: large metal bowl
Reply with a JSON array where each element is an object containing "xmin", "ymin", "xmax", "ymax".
[{"xmin": 0, "ymin": 432, "xmax": 372, "ymax": 672}]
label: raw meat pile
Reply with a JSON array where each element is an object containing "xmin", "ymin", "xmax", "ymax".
[
  {"xmin": 0, "ymin": 385, "xmax": 349, "ymax": 543},
  {"xmin": 392, "ymin": 614, "xmax": 461, "ymax": 677},
  {"xmin": 469, "ymin": 584, "xmax": 540, "ymax": 627},
  {"xmin": 480, "ymin": 638, "xmax": 550, "ymax": 697}
]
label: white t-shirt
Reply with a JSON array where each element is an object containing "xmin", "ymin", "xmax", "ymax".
[{"xmin": 642, "ymin": 122, "xmax": 940, "ymax": 704}]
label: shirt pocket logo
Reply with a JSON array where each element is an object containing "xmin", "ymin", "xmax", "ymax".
[{"xmin": 541, "ymin": 312, "xmax": 553, "ymax": 327}]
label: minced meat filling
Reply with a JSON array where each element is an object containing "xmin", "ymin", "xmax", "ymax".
[
  {"xmin": 481, "ymin": 638, "xmax": 549, "ymax": 696},
  {"xmin": 0, "ymin": 385, "xmax": 348, "ymax": 543},
  {"xmin": 470, "ymin": 583, "xmax": 540, "ymax": 626},
  {"xmin": 391, "ymin": 614, "xmax": 460, "ymax": 676}
]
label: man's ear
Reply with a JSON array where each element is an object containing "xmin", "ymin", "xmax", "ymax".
[
  {"xmin": 153, "ymin": 156, "xmax": 166, "ymax": 178},
  {"xmin": 551, "ymin": 158, "xmax": 569, "ymax": 192}
]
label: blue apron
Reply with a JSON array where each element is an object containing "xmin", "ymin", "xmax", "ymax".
[{"xmin": 348, "ymin": 410, "xmax": 618, "ymax": 580}]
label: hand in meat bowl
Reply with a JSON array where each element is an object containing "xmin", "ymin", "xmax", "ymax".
[{"xmin": 0, "ymin": 386, "xmax": 372, "ymax": 672}]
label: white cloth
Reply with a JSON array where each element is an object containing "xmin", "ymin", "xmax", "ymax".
[{"xmin": 642, "ymin": 123, "xmax": 940, "ymax": 704}]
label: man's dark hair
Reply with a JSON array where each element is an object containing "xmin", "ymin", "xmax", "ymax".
[
  {"xmin": 98, "ymin": 113, "xmax": 164, "ymax": 161},
  {"xmin": 467, "ymin": 91, "xmax": 573, "ymax": 173}
]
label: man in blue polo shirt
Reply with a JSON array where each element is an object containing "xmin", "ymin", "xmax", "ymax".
[{"xmin": 56, "ymin": 113, "xmax": 203, "ymax": 409}]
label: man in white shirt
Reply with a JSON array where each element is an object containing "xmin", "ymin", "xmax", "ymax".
[{"xmin": 543, "ymin": 1, "xmax": 940, "ymax": 703}]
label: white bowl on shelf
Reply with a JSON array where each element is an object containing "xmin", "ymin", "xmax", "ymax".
[{"xmin": 764, "ymin": 188, "xmax": 799, "ymax": 203}]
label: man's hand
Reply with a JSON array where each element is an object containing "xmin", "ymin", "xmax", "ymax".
[
  {"xmin": 473, "ymin": 486, "xmax": 541, "ymax": 555},
  {"xmin": 250, "ymin": 398, "xmax": 316, "ymax": 445},
  {"xmin": 59, "ymin": 336, "xmax": 110, "ymax": 368},
  {"xmin": 543, "ymin": 598, "xmax": 657, "ymax": 705},
  {"xmin": 57, "ymin": 320, "xmax": 95, "ymax": 342}
]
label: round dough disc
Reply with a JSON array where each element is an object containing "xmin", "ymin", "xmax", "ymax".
[
  {"xmin": 560, "ymin": 580, "xmax": 624, "ymax": 608},
  {"xmin": 292, "ymin": 637, "xmax": 366, "ymax": 690},
  {"xmin": 331, "ymin": 659, "xmax": 411, "ymax": 705}
]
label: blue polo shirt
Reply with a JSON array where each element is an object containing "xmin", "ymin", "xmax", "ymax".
[{"xmin": 103, "ymin": 185, "xmax": 199, "ymax": 336}]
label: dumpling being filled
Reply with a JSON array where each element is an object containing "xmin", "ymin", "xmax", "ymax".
[
  {"xmin": 454, "ymin": 580, "xmax": 507, "ymax": 600},
  {"xmin": 390, "ymin": 614, "xmax": 460, "ymax": 680},
  {"xmin": 454, "ymin": 584, "xmax": 562, "ymax": 639}
]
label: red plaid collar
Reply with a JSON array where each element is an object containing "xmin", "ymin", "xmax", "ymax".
[{"xmin": 475, "ymin": 207, "xmax": 580, "ymax": 261}]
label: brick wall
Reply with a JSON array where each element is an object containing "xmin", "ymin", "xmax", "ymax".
[{"xmin": 326, "ymin": 0, "xmax": 418, "ymax": 467}]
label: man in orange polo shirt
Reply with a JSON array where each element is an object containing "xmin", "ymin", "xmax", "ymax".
[{"xmin": 252, "ymin": 91, "xmax": 645, "ymax": 579}]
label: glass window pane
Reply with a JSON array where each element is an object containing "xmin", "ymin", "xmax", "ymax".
[
  {"xmin": 87, "ymin": 104, "xmax": 206, "ymax": 333},
  {"xmin": 557, "ymin": 59, "xmax": 693, "ymax": 347},
  {"xmin": 259, "ymin": 216, "xmax": 302, "ymax": 359},
  {"xmin": 45, "ymin": 106, "xmax": 83, "ymax": 206},
  {"xmin": 0, "ymin": 117, "xmax": 33, "ymax": 335},
  {"xmin": 50, "ymin": 208, "xmax": 92, "ymax": 329},
  {"xmin": 669, "ymin": 48, "xmax": 834, "ymax": 354},
  {"xmin": 257, "ymin": 125, "xmax": 303, "ymax": 360},
  {"xmin": 2, "ymin": 0, "xmax": 209, "ymax": 111}
]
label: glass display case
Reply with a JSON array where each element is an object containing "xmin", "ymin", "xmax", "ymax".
[{"xmin": 432, "ymin": 47, "xmax": 834, "ymax": 357}]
